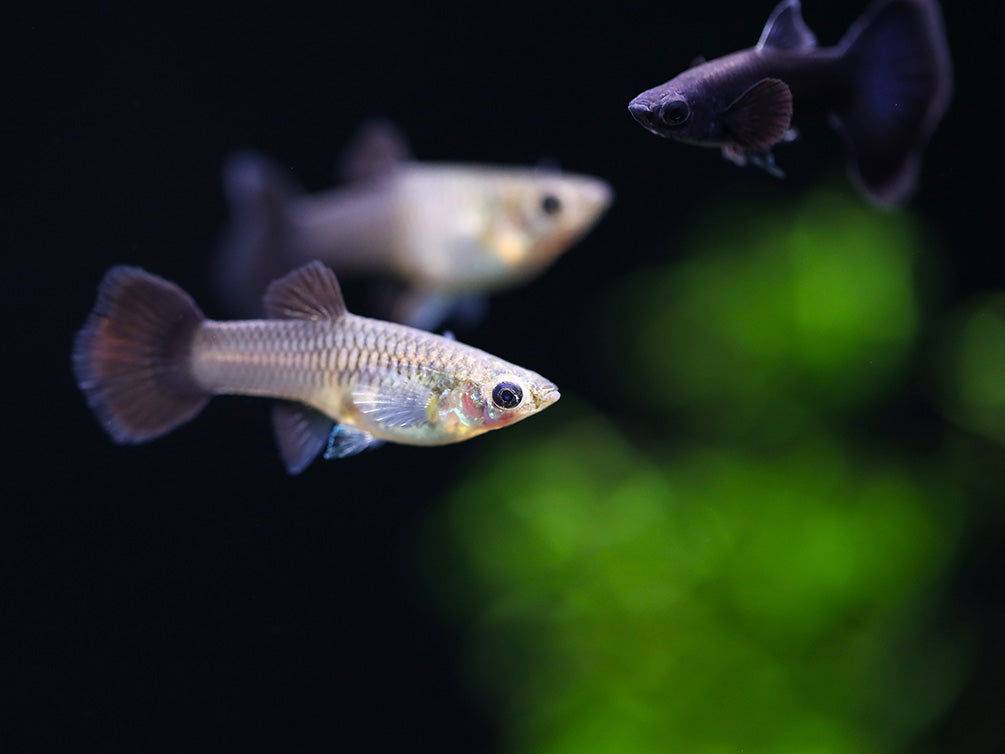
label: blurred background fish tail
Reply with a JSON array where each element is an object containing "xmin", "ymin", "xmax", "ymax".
[
  {"xmin": 833, "ymin": 0, "xmax": 953, "ymax": 205},
  {"xmin": 215, "ymin": 152, "xmax": 303, "ymax": 315}
]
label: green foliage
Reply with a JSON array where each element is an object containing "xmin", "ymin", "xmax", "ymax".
[
  {"xmin": 937, "ymin": 293, "xmax": 1005, "ymax": 447},
  {"xmin": 416, "ymin": 185, "xmax": 969, "ymax": 753},
  {"xmin": 425, "ymin": 416, "xmax": 959, "ymax": 753},
  {"xmin": 598, "ymin": 188, "xmax": 921, "ymax": 438}
]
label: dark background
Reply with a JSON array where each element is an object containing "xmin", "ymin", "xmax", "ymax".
[{"xmin": 4, "ymin": 1, "xmax": 1000, "ymax": 750}]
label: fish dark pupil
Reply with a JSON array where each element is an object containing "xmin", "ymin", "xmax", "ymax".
[
  {"xmin": 541, "ymin": 194, "xmax": 562, "ymax": 215},
  {"xmin": 661, "ymin": 100, "xmax": 690, "ymax": 127},
  {"xmin": 492, "ymin": 382, "xmax": 523, "ymax": 409}
]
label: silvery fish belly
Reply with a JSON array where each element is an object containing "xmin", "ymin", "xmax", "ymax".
[{"xmin": 73, "ymin": 261, "xmax": 560, "ymax": 474}]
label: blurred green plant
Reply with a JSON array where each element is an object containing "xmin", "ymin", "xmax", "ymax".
[
  {"xmin": 415, "ymin": 185, "xmax": 967, "ymax": 754},
  {"xmin": 420, "ymin": 414, "xmax": 961, "ymax": 754},
  {"xmin": 937, "ymin": 293, "xmax": 1005, "ymax": 447},
  {"xmin": 596, "ymin": 187, "xmax": 923, "ymax": 440}
]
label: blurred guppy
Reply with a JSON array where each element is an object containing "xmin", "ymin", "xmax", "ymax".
[
  {"xmin": 628, "ymin": 0, "xmax": 952, "ymax": 204},
  {"xmin": 216, "ymin": 120, "xmax": 612, "ymax": 329},
  {"xmin": 73, "ymin": 261, "xmax": 560, "ymax": 474}
]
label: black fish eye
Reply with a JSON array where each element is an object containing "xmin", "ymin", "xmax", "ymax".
[
  {"xmin": 660, "ymin": 99, "xmax": 690, "ymax": 127},
  {"xmin": 540, "ymin": 194, "xmax": 562, "ymax": 215},
  {"xmin": 491, "ymin": 382, "xmax": 523, "ymax": 409}
]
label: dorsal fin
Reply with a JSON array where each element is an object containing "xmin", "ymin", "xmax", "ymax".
[
  {"xmin": 337, "ymin": 118, "xmax": 412, "ymax": 183},
  {"xmin": 263, "ymin": 261, "xmax": 348, "ymax": 320},
  {"xmin": 724, "ymin": 78, "xmax": 794, "ymax": 150},
  {"xmin": 757, "ymin": 0, "xmax": 817, "ymax": 51}
]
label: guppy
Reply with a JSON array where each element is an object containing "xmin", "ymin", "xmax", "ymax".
[
  {"xmin": 215, "ymin": 119, "xmax": 612, "ymax": 329},
  {"xmin": 628, "ymin": 0, "xmax": 952, "ymax": 205},
  {"xmin": 73, "ymin": 261, "xmax": 560, "ymax": 474}
]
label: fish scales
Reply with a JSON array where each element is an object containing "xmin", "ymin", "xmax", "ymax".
[{"xmin": 191, "ymin": 314, "xmax": 491, "ymax": 414}]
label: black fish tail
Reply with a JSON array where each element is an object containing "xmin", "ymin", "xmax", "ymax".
[
  {"xmin": 833, "ymin": 0, "xmax": 952, "ymax": 205},
  {"xmin": 73, "ymin": 267, "xmax": 209, "ymax": 444},
  {"xmin": 215, "ymin": 152, "xmax": 302, "ymax": 315}
]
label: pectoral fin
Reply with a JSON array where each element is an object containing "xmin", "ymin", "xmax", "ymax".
[
  {"xmin": 723, "ymin": 78, "xmax": 793, "ymax": 152},
  {"xmin": 351, "ymin": 379, "xmax": 436, "ymax": 428}
]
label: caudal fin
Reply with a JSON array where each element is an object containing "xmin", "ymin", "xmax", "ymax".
[
  {"xmin": 73, "ymin": 267, "xmax": 209, "ymax": 444},
  {"xmin": 834, "ymin": 0, "xmax": 952, "ymax": 205},
  {"xmin": 215, "ymin": 152, "xmax": 302, "ymax": 315}
]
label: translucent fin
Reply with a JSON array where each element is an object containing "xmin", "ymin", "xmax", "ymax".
[
  {"xmin": 272, "ymin": 401, "xmax": 334, "ymax": 474},
  {"xmin": 534, "ymin": 156, "xmax": 562, "ymax": 173},
  {"xmin": 73, "ymin": 266, "xmax": 208, "ymax": 444},
  {"xmin": 723, "ymin": 78, "xmax": 793, "ymax": 151},
  {"xmin": 352, "ymin": 380, "xmax": 435, "ymax": 428},
  {"xmin": 324, "ymin": 425, "xmax": 381, "ymax": 459},
  {"xmin": 215, "ymin": 152, "xmax": 302, "ymax": 316},
  {"xmin": 832, "ymin": 0, "xmax": 953, "ymax": 205},
  {"xmin": 394, "ymin": 291, "xmax": 461, "ymax": 332},
  {"xmin": 394, "ymin": 291, "xmax": 488, "ymax": 332},
  {"xmin": 748, "ymin": 150, "xmax": 786, "ymax": 179},
  {"xmin": 757, "ymin": 0, "xmax": 817, "ymax": 51},
  {"xmin": 263, "ymin": 261, "xmax": 348, "ymax": 321},
  {"xmin": 337, "ymin": 118, "xmax": 412, "ymax": 184},
  {"xmin": 452, "ymin": 295, "xmax": 489, "ymax": 330}
]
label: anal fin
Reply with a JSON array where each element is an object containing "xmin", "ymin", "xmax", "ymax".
[{"xmin": 272, "ymin": 401, "xmax": 334, "ymax": 474}]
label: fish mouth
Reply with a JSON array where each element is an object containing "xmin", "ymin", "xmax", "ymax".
[
  {"xmin": 628, "ymin": 99, "xmax": 654, "ymax": 124},
  {"xmin": 628, "ymin": 99, "xmax": 669, "ymax": 137},
  {"xmin": 537, "ymin": 384, "xmax": 561, "ymax": 409},
  {"xmin": 586, "ymin": 180, "xmax": 614, "ymax": 214}
]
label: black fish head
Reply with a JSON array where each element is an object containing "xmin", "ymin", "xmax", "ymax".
[{"xmin": 628, "ymin": 79, "xmax": 722, "ymax": 146}]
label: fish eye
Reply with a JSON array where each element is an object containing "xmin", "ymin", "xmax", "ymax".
[
  {"xmin": 491, "ymin": 381, "xmax": 523, "ymax": 409},
  {"xmin": 540, "ymin": 194, "xmax": 562, "ymax": 215},
  {"xmin": 660, "ymin": 99, "xmax": 690, "ymax": 127}
]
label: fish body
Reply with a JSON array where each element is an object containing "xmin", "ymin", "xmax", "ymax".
[
  {"xmin": 292, "ymin": 167, "xmax": 601, "ymax": 289},
  {"xmin": 628, "ymin": 0, "xmax": 952, "ymax": 204},
  {"xmin": 73, "ymin": 261, "xmax": 560, "ymax": 474},
  {"xmin": 217, "ymin": 120, "xmax": 612, "ymax": 327}
]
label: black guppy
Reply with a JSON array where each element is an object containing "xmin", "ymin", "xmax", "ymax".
[{"xmin": 628, "ymin": 0, "xmax": 952, "ymax": 205}]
